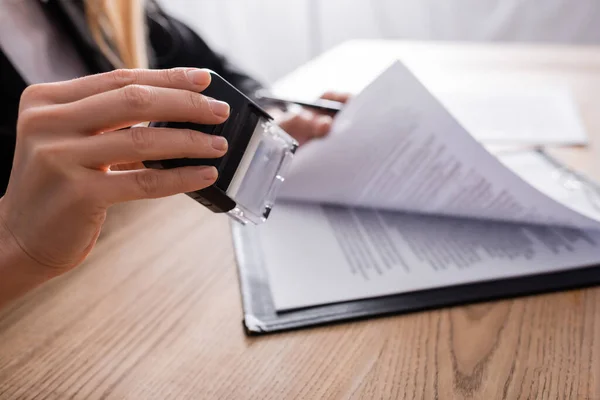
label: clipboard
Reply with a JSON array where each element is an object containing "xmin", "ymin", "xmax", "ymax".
[{"xmin": 231, "ymin": 150, "xmax": 600, "ymax": 335}]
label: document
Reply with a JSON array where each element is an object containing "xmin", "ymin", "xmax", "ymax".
[
  {"xmin": 259, "ymin": 202, "xmax": 600, "ymax": 310},
  {"xmin": 246, "ymin": 61, "xmax": 600, "ymax": 311},
  {"xmin": 279, "ymin": 62, "xmax": 600, "ymax": 229}
]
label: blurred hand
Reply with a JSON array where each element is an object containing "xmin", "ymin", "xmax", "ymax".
[
  {"xmin": 0, "ymin": 68, "xmax": 230, "ymax": 277},
  {"xmin": 271, "ymin": 92, "xmax": 352, "ymax": 146}
]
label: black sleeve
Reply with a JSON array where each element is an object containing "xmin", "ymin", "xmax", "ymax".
[
  {"xmin": 146, "ymin": 4, "xmax": 265, "ymax": 99},
  {"xmin": 0, "ymin": 48, "xmax": 25, "ymax": 197},
  {"xmin": 0, "ymin": 131, "xmax": 15, "ymax": 196}
]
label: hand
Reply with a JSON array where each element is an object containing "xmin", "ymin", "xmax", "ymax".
[
  {"xmin": 271, "ymin": 92, "xmax": 352, "ymax": 146},
  {"xmin": 0, "ymin": 68, "xmax": 230, "ymax": 279}
]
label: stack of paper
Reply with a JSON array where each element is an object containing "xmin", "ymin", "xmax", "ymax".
[{"xmin": 247, "ymin": 62, "xmax": 600, "ymax": 311}]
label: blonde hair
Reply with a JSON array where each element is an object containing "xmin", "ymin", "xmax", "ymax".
[{"xmin": 84, "ymin": 0, "xmax": 149, "ymax": 69}]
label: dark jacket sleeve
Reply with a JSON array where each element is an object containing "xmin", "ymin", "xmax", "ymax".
[
  {"xmin": 0, "ymin": 130, "xmax": 16, "ymax": 196},
  {"xmin": 0, "ymin": 48, "xmax": 25, "ymax": 196},
  {"xmin": 147, "ymin": 4, "xmax": 265, "ymax": 99}
]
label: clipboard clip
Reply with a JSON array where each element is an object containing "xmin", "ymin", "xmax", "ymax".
[{"xmin": 539, "ymin": 149, "xmax": 600, "ymax": 213}]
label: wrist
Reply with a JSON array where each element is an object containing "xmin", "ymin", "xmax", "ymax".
[{"xmin": 0, "ymin": 199, "xmax": 52, "ymax": 309}]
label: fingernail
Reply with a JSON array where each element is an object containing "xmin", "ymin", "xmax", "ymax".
[
  {"xmin": 186, "ymin": 69, "xmax": 211, "ymax": 86},
  {"xmin": 316, "ymin": 115, "xmax": 333, "ymax": 137},
  {"xmin": 318, "ymin": 115, "xmax": 333, "ymax": 126},
  {"xmin": 207, "ymin": 97, "xmax": 230, "ymax": 118},
  {"xmin": 200, "ymin": 166, "xmax": 218, "ymax": 181},
  {"xmin": 211, "ymin": 136, "xmax": 228, "ymax": 151}
]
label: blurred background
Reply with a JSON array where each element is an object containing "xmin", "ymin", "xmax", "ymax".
[{"xmin": 157, "ymin": 0, "xmax": 600, "ymax": 85}]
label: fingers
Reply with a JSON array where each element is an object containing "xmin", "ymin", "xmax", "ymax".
[
  {"xmin": 299, "ymin": 109, "xmax": 333, "ymax": 137},
  {"xmin": 296, "ymin": 110, "xmax": 332, "ymax": 138},
  {"xmin": 314, "ymin": 114, "xmax": 334, "ymax": 137},
  {"xmin": 109, "ymin": 162, "xmax": 145, "ymax": 171},
  {"xmin": 320, "ymin": 91, "xmax": 352, "ymax": 104},
  {"xmin": 62, "ymin": 85, "xmax": 230, "ymax": 134},
  {"xmin": 102, "ymin": 166, "xmax": 218, "ymax": 204},
  {"xmin": 76, "ymin": 127, "xmax": 228, "ymax": 168},
  {"xmin": 278, "ymin": 110, "xmax": 333, "ymax": 145},
  {"xmin": 37, "ymin": 68, "xmax": 213, "ymax": 105}
]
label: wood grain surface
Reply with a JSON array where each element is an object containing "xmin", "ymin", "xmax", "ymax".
[{"xmin": 1, "ymin": 41, "xmax": 600, "ymax": 400}]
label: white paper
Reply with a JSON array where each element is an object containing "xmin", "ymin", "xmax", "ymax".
[
  {"xmin": 279, "ymin": 62, "xmax": 600, "ymax": 230},
  {"xmin": 257, "ymin": 200, "xmax": 600, "ymax": 311},
  {"xmin": 436, "ymin": 86, "xmax": 588, "ymax": 145}
]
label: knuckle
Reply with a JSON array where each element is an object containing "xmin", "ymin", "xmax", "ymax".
[
  {"xmin": 184, "ymin": 129, "xmax": 204, "ymax": 147},
  {"xmin": 135, "ymin": 171, "xmax": 160, "ymax": 197},
  {"xmin": 32, "ymin": 142, "xmax": 70, "ymax": 171},
  {"xmin": 111, "ymin": 68, "xmax": 138, "ymax": 86},
  {"xmin": 130, "ymin": 127, "xmax": 155, "ymax": 151},
  {"xmin": 17, "ymin": 108, "xmax": 41, "ymax": 132},
  {"xmin": 163, "ymin": 68, "xmax": 188, "ymax": 86},
  {"xmin": 19, "ymin": 84, "xmax": 49, "ymax": 111},
  {"xmin": 21, "ymin": 84, "xmax": 44, "ymax": 102},
  {"xmin": 187, "ymin": 92, "xmax": 207, "ymax": 111},
  {"xmin": 17, "ymin": 107, "xmax": 49, "ymax": 133},
  {"xmin": 121, "ymin": 84, "xmax": 155, "ymax": 109},
  {"xmin": 175, "ymin": 168, "xmax": 187, "ymax": 189}
]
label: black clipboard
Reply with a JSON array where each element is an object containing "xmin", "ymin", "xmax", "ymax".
[{"xmin": 231, "ymin": 150, "xmax": 600, "ymax": 335}]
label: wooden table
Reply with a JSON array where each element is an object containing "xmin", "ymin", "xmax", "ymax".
[{"xmin": 1, "ymin": 41, "xmax": 600, "ymax": 400}]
